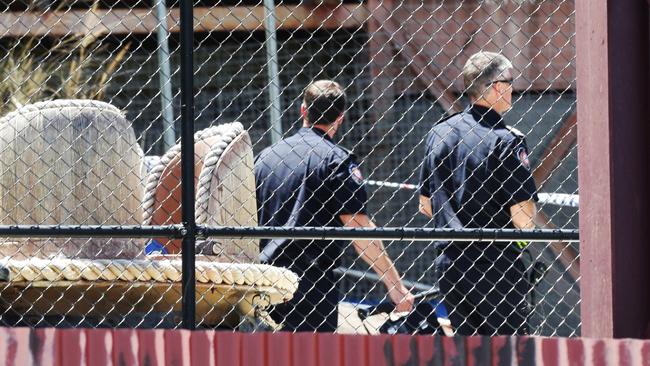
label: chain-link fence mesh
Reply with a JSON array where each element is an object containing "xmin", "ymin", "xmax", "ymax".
[{"xmin": 0, "ymin": 0, "xmax": 578, "ymax": 337}]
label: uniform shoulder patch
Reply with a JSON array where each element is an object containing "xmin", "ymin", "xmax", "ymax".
[
  {"xmin": 505, "ymin": 125, "xmax": 525, "ymax": 137},
  {"xmin": 348, "ymin": 163, "xmax": 364, "ymax": 185}
]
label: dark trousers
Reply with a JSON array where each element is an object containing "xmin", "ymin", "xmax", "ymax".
[
  {"xmin": 270, "ymin": 265, "xmax": 340, "ymax": 332},
  {"xmin": 435, "ymin": 246, "xmax": 531, "ymax": 336}
]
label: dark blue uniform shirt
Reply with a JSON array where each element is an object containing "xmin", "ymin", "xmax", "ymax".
[
  {"xmin": 419, "ymin": 105, "xmax": 538, "ymax": 251},
  {"xmin": 255, "ymin": 127, "xmax": 367, "ymax": 271}
]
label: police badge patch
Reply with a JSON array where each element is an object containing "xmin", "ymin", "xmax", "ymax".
[
  {"xmin": 516, "ymin": 146, "xmax": 530, "ymax": 169},
  {"xmin": 348, "ymin": 163, "xmax": 364, "ymax": 184}
]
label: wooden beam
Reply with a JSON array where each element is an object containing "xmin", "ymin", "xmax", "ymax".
[
  {"xmin": 533, "ymin": 112, "xmax": 577, "ymax": 188},
  {"xmin": 365, "ymin": 0, "xmax": 399, "ymax": 121},
  {"xmin": 373, "ymin": 0, "xmax": 463, "ymax": 113},
  {"xmin": 0, "ymin": 5, "xmax": 369, "ymax": 37},
  {"xmin": 531, "ymin": 112, "xmax": 579, "ymax": 283},
  {"xmin": 536, "ymin": 211, "xmax": 580, "ymax": 282}
]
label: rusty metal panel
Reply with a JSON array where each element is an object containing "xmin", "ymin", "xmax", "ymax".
[
  {"xmin": 341, "ymin": 334, "xmax": 367, "ymax": 366},
  {"xmin": 1, "ymin": 328, "xmax": 33, "ymax": 366},
  {"xmin": 540, "ymin": 336, "xmax": 560, "ymax": 364},
  {"xmin": 317, "ymin": 333, "xmax": 343, "ymax": 366},
  {"xmin": 367, "ymin": 334, "xmax": 391, "ymax": 366},
  {"xmin": 449, "ymin": 337, "xmax": 469, "ymax": 365},
  {"xmin": 137, "ymin": 329, "xmax": 163, "ymax": 366},
  {"xmin": 215, "ymin": 331, "xmax": 242, "ymax": 366},
  {"xmin": 87, "ymin": 328, "xmax": 112, "ymax": 366},
  {"xmin": 0, "ymin": 328, "xmax": 650, "ymax": 365},
  {"xmin": 415, "ymin": 336, "xmax": 437, "ymax": 366},
  {"xmin": 241, "ymin": 332, "xmax": 266, "ymax": 366},
  {"xmin": 465, "ymin": 337, "xmax": 490, "ymax": 365},
  {"xmin": 291, "ymin": 332, "xmax": 317, "ymax": 366},
  {"xmin": 33, "ymin": 328, "xmax": 57, "ymax": 366},
  {"xmin": 58, "ymin": 329, "xmax": 84, "ymax": 366},
  {"xmin": 113, "ymin": 329, "xmax": 138, "ymax": 366},
  {"xmin": 267, "ymin": 332, "xmax": 292, "ymax": 366}
]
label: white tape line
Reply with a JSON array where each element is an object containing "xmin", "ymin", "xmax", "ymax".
[
  {"xmin": 536, "ymin": 193, "xmax": 579, "ymax": 208},
  {"xmin": 364, "ymin": 180, "xmax": 579, "ymax": 207},
  {"xmin": 365, "ymin": 180, "xmax": 419, "ymax": 190}
]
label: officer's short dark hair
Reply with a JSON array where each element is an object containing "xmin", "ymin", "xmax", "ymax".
[
  {"xmin": 463, "ymin": 52, "xmax": 513, "ymax": 100},
  {"xmin": 303, "ymin": 80, "xmax": 347, "ymax": 126}
]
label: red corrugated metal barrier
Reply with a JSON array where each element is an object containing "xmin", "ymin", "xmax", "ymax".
[{"xmin": 0, "ymin": 327, "xmax": 648, "ymax": 365}]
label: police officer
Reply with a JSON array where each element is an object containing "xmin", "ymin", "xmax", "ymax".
[
  {"xmin": 255, "ymin": 80, "xmax": 414, "ymax": 332},
  {"xmin": 418, "ymin": 52, "xmax": 538, "ymax": 335}
]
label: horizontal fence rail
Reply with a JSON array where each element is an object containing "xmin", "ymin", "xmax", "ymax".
[
  {"xmin": 0, "ymin": 225, "xmax": 185, "ymax": 238},
  {"xmin": 199, "ymin": 226, "xmax": 579, "ymax": 242}
]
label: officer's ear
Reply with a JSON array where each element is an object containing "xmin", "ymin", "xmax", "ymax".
[
  {"xmin": 335, "ymin": 113, "xmax": 344, "ymax": 126},
  {"xmin": 300, "ymin": 103, "xmax": 308, "ymax": 122}
]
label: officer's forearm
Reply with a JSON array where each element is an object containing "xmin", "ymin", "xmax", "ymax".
[
  {"xmin": 353, "ymin": 238, "xmax": 406, "ymax": 292},
  {"xmin": 340, "ymin": 213, "xmax": 408, "ymax": 293},
  {"xmin": 418, "ymin": 195, "xmax": 433, "ymax": 218},
  {"xmin": 510, "ymin": 200, "xmax": 537, "ymax": 229}
]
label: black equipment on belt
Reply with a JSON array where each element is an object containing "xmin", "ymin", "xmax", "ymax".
[{"xmin": 356, "ymin": 287, "xmax": 450, "ymax": 335}]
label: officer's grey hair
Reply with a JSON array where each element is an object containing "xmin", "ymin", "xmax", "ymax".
[{"xmin": 462, "ymin": 52, "xmax": 513, "ymax": 100}]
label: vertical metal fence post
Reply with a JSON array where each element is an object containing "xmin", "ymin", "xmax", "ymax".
[
  {"xmin": 179, "ymin": 0, "xmax": 196, "ymax": 330},
  {"xmin": 154, "ymin": 0, "xmax": 177, "ymax": 151},
  {"xmin": 263, "ymin": 0, "xmax": 282, "ymax": 143}
]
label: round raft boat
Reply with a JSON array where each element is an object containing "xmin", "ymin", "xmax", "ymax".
[{"xmin": 0, "ymin": 100, "xmax": 297, "ymax": 328}]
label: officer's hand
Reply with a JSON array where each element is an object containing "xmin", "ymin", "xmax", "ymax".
[{"xmin": 388, "ymin": 285, "xmax": 415, "ymax": 313}]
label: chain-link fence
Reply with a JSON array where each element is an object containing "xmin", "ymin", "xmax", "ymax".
[{"xmin": 0, "ymin": 0, "xmax": 578, "ymax": 337}]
